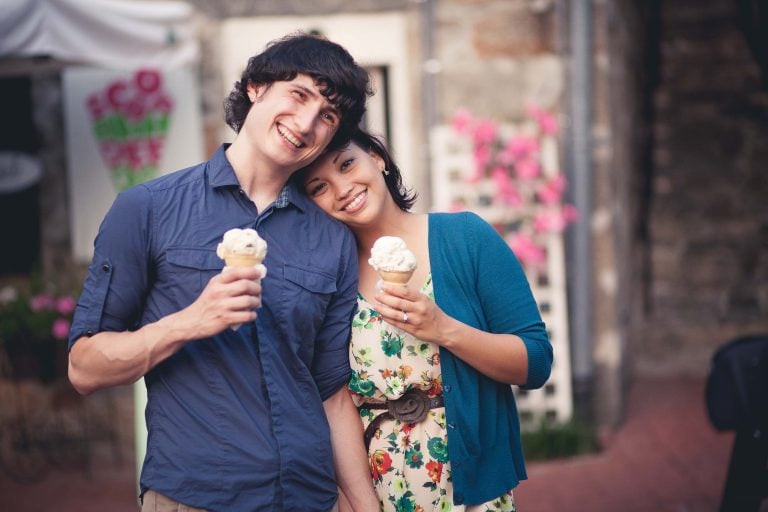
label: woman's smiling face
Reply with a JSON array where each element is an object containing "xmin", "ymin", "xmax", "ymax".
[{"xmin": 302, "ymin": 141, "xmax": 389, "ymax": 228}]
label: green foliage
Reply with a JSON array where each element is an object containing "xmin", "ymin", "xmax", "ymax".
[{"xmin": 522, "ymin": 419, "xmax": 600, "ymax": 461}]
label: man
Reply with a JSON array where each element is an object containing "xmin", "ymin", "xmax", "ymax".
[{"xmin": 68, "ymin": 33, "xmax": 378, "ymax": 511}]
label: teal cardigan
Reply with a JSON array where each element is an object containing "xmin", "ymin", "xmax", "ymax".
[{"xmin": 429, "ymin": 212, "xmax": 553, "ymax": 506}]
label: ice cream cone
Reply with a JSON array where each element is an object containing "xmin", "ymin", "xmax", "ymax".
[
  {"xmin": 224, "ymin": 254, "xmax": 262, "ymax": 268},
  {"xmin": 217, "ymin": 228, "xmax": 268, "ymax": 331},
  {"xmin": 379, "ymin": 269, "xmax": 415, "ymax": 285}
]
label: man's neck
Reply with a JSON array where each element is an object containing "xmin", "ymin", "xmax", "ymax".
[{"xmin": 225, "ymin": 138, "xmax": 290, "ymax": 212}]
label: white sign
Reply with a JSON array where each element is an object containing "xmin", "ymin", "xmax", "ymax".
[
  {"xmin": 0, "ymin": 152, "xmax": 42, "ymax": 193},
  {"xmin": 63, "ymin": 66, "xmax": 204, "ymax": 262}
]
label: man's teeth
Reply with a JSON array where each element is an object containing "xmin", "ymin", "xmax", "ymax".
[
  {"xmin": 344, "ymin": 192, "xmax": 364, "ymax": 211},
  {"xmin": 278, "ymin": 127, "xmax": 302, "ymax": 147}
]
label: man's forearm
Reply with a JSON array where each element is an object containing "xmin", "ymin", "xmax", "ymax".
[
  {"xmin": 68, "ymin": 312, "xmax": 190, "ymax": 395},
  {"xmin": 323, "ymin": 387, "xmax": 379, "ymax": 511}
]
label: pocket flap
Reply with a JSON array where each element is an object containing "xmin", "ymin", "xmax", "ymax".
[
  {"xmin": 284, "ymin": 264, "xmax": 337, "ymax": 294},
  {"xmin": 166, "ymin": 247, "xmax": 223, "ymax": 271}
]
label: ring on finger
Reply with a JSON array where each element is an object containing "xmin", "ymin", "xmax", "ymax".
[{"xmin": 402, "ymin": 311, "xmax": 409, "ymax": 323}]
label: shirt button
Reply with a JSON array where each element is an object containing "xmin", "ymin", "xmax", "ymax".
[
  {"xmin": 443, "ymin": 384, "xmax": 452, "ymax": 393},
  {"xmin": 455, "ymin": 493, "xmax": 464, "ymax": 504},
  {"xmin": 239, "ymin": 189, "xmax": 245, "ymax": 195},
  {"xmin": 101, "ymin": 264, "xmax": 111, "ymax": 272},
  {"xmin": 453, "ymin": 460, "xmax": 461, "ymax": 468},
  {"xmin": 85, "ymin": 330, "xmax": 94, "ymax": 336}
]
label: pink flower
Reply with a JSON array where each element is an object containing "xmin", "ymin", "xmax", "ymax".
[
  {"xmin": 451, "ymin": 108, "xmax": 475, "ymax": 135},
  {"xmin": 503, "ymin": 136, "xmax": 539, "ymax": 163},
  {"xmin": 56, "ymin": 296, "xmax": 77, "ymax": 315},
  {"xmin": 534, "ymin": 211, "xmax": 566, "ymax": 233},
  {"xmin": 537, "ymin": 175, "xmax": 567, "ymax": 204},
  {"xmin": 515, "ymin": 158, "xmax": 540, "ymax": 180},
  {"xmin": 473, "ymin": 119, "xmax": 498, "ymax": 146},
  {"xmin": 469, "ymin": 145, "xmax": 492, "ymax": 183},
  {"xmin": 533, "ymin": 207, "xmax": 579, "ymax": 234},
  {"xmin": 507, "ymin": 233, "xmax": 547, "ymax": 267},
  {"xmin": 449, "ymin": 201, "xmax": 466, "ymax": 212},
  {"xmin": 51, "ymin": 318, "xmax": 71, "ymax": 341},
  {"xmin": 30, "ymin": 294, "xmax": 55, "ymax": 312},
  {"xmin": 527, "ymin": 105, "xmax": 559, "ymax": 135},
  {"xmin": 491, "ymin": 167, "xmax": 521, "ymax": 206},
  {"xmin": 562, "ymin": 204, "xmax": 580, "ymax": 223}
]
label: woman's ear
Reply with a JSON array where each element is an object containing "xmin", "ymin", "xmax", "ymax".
[
  {"xmin": 246, "ymin": 83, "xmax": 262, "ymax": 103},
  {"xmin": 371, "ymin": 151, "xmax": 388, "ymax": 175}
]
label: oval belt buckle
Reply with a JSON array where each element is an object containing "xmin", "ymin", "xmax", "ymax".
[{"xmin": 388, "ymin": 388, "xmax": 430, "ymax": 424}]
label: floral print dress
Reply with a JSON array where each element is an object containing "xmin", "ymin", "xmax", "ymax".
[{"xmin": 349, "ymin": 275, "xmax": 516, "ymax": 512}]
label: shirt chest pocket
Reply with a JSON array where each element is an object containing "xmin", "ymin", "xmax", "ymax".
[
  {"xmin": 277, "ymin": 264, "xmax": 337, "ymax": 346},
  {"xmin": 165, "ymin": 247, "xmax": 223, "ymax": 308}
]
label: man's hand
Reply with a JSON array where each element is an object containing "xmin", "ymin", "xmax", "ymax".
[{"xmin": 175, "ymin": 265, "xmax": 265, "ymax": 338}]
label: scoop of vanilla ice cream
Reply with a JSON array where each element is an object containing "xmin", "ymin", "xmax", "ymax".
[
  {"xmin": 368, "ymin": 236, "xmax": 417, "ymax": 272},
  {"xmin": 216, "ymin": 228, "xmax": 267, "ymax": 260}
]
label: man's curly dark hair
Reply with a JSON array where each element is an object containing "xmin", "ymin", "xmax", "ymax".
[{"xmin": 224, "ymin": 32, "xmax": 372, "ymax": 150}]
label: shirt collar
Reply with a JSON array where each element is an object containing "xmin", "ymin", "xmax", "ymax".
[{"xmin": 208, "ymin": 144, "xmax": 310, "ymax": 212}]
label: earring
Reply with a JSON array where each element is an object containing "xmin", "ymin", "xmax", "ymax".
[{"xmin": 381, "ymin": 165, "xmax": 389, "ymax": 176}]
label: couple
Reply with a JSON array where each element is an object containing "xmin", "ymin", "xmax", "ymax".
[{"xmin": 68, "ymin": 33, "xmax": 552, "ymax": 512}]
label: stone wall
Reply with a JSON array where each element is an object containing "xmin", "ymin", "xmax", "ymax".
[{"xmin": 638, "ymin": 0, "xmax": 768, "ymax": 376}]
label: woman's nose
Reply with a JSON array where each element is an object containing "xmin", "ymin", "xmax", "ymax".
[{"xmin": 335, "ymin": 184, "xmax": 354, "ymax": 200}]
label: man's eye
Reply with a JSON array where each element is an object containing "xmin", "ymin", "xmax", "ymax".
[
  {"xmin": 323, "ymin": 112, "xmax": 338, "ymax": 124},
  {"xmin": 293, "ymin": 90, "xmax": 306, "ymax": 100}
]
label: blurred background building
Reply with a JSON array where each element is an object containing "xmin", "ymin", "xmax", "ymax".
[{"xmin": 1, "ymin": 0, "xmax": 767, "ymax": 506}]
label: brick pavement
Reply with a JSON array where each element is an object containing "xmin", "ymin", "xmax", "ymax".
[
  {"xmin": 1, "ymin": 377, "xmax": 760, "ymax": 511},
  {"xmin": 515, "ymin": 377, "xmax": 741, "ymax": 512}
]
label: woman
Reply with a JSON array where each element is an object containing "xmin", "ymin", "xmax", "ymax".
[{"xmin": 298, "ymin": 129, "xmax": 553, "ymax": 511}]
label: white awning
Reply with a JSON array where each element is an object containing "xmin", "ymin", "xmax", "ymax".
[{"xmin": 0, "ymin": 0, "xmax": 199, "ymax": 69}]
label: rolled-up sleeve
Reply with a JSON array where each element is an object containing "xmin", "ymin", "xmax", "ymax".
[
  {"xmin": 312, "ymin": 229, "xmax": 359, "ymax": 401},
  {"xmin": 68, "ymin": 186, "xmax": 152, "ymax": 350}
]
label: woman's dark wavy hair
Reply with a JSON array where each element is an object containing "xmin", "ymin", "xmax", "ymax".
[
  {"xmin": 224, "ymin": 32, "xmax": 372, "ymax": 150},
  {"xmin": 294, "ymin": 128, "xmax": 418, "ymax": 211}
]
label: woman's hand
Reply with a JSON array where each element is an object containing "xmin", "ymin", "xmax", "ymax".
[
  {"xmin": 373, "ymin": 281, "xmax": 530, "ymax": 385},
  {"xmin": 372, "ymin": 282, "xmax": 451, "ymax": 345}
]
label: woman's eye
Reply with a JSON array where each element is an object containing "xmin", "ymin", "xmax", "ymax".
[
  {"xmin": 340, "ymin": 158, "xmax": 354, "ymax": 171},
  {"xmin": 307, "ymin": 182, "xmax": 327, "ymax": 197}
]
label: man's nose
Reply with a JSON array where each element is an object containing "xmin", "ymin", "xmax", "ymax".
[{"xmin": 295, "ymin": 104, "xmax": 322, "ymax": 134}]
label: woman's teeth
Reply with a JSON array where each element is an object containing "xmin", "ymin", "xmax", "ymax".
[{"xmin": 344, "ymin": 192, "xmax": 365, "ymax": 211}]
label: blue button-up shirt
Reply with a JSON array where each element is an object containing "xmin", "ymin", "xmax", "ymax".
[{"xmin": 69, "ymin": 146, "xmax": 358, "ymax": 511}]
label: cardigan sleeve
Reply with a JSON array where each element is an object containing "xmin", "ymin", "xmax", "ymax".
[{"xmin": 466, "ymin": 213, "xmax": 553, "ymax": 389}]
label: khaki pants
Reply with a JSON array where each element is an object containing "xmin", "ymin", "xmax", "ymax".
[{"xmin": 141, "ymin": 490, "xmax": 207, "ymax": 512}]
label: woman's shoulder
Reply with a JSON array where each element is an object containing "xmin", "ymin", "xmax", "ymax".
[{"xmin": 429, "ymin": 210, "xmax": 487, "ymax": 230}]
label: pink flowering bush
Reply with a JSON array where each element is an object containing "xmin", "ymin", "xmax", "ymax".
[
  {"xmin": 448, "ymin": 106, "xmax": 578, "ymax": 271},
  {"xmin": 0, "ymin": 286, "xmax": 77, "ymax": 381}
]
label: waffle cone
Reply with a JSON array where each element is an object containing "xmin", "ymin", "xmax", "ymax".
[
  {"xmin": 379, "ymin": 269, "xmax": 415, "ymax": 285},
  {"xmin": 224, "ymin": 254, "xmax": 262, "ymax": 268}
]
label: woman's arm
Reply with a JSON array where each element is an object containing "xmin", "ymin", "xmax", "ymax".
[{"xmin": 372, "ymin": 284, "xmax": 529, "ymax": 385}]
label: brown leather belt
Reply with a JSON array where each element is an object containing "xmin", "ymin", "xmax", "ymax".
[{"xmin": 358, "ymin": 388, "xmax": 445, "ymax": 450}]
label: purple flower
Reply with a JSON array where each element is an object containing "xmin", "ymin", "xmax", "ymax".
[
  {"xmin": 51, "ymin": 318, "xmax": 71, "ymax": 341},
  {"xmin": 30, "ymin": 294, "xmax": 55, "ymax": 312},
  {"xmin": 56, "ymin": 296, "xmax": 77, "ymax": 315}
]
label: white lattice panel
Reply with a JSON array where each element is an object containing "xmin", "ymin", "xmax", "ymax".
[{"xmin": 430, "ymin": 125, "xmax": 573, "ymax": 429}]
